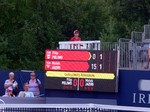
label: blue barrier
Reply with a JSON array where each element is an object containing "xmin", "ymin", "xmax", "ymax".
[
  {"xmin": 117, "ymin": 70, "xmax": 150, "ymax": 107},
  {"xmin": 0, "ymin": 70, "xmax": 150, "ymax": 107},
  {"xmin": 0, "ymin": 70, "xmax": 45, "ymax": 96}
]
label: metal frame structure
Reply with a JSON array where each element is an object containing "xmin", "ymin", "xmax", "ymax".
[{"xmin": 58, "ymin": 25, "xmax": 150, "ymax": 70}]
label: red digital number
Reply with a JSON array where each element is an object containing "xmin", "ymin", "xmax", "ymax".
[
  {"xmin": 73, "ymin": 79, "xmax": 78, "ymax": 87},
  {"xmin": 80, "ymin": 79, "xmax": 84, "ymax": 87}
]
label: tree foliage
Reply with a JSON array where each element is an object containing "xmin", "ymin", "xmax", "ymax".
[{"xmin": 0, "ymin": 0, "xmax": 150, "ymax": 70}]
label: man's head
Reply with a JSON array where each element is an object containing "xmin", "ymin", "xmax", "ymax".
[
  {"xmin": 73, "ymin": 30, "xmax": 79, "ymax": 37},
  {"xmin": 24, "ymin": 83, "xmax": 29, "ymax": 91},
  {"xmin": 30, "ymin": 72, "xmax": 36, "ymax": 80},
  {"xmin": 9, "ymin": 72, "xmax": 14, "ymax": 80}
]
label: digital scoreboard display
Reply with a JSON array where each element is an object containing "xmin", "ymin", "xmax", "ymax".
[{"xmin": 44, "ymin": 50, "xmax": 119, "ymax": 92}]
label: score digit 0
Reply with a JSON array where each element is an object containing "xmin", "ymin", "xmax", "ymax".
[
  {"xmin": 73, "ymin": 79, "xmax": 78, "ymax": 87},
  {"xmin": 80, "ymin": 79, "xmax": 84, "ymax": 87},
  {"xmin": 92, "ymin": 53, "xmax": 96, "ymax": 60}
]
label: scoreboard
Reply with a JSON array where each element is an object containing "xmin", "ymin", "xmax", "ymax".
[{"xmin": 44, "ymin": 50, "xmax": 119, "ymax": 92}]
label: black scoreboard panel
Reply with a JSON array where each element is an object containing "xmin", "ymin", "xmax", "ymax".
[
  {"xmin": 45, "ymin": 77, "xmax": 117, "ymax": 92},
  {"xmin": 45, "ymin": 50, "xmax": 119, "ymax": 93}
]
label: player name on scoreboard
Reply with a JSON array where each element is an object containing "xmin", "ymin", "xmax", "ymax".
[
  {"xmin": 45, "ymin": 50, "xmax": 91, "ymax": 61},
  {"xmin": 45, "ymin": 61, "xmax": 90, "ymax": 71}
]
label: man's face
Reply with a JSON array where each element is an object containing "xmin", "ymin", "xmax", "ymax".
[
  {"xmin": 30, "ymin": 73, "xmax": 36, "ymax": 80},
  {"xmin": 7, "ymin": 89, "xmax": 12, "ymax": 94},
  {"xmin": 24, "ymin": 84, "xmax": 29, "ymax": 91},
  {"xmin": 9, "ymin": 74, "xmax": 14, "ymax": 80},
  {"xmin": 74, "ymin": 33, "xmax": 79, "ymax": 37}
]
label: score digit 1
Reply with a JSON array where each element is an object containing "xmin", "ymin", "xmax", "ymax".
[
  {"xmin": 99, "ymin": 64, "xmax": 102, "ymax": 70},
  {"xmin": 99, "ymin": 53, "xmax": 103, "ymax": 71},
  {"xmin": 100, "ymin": 53, "xmax": 102, "ymax": 60}
]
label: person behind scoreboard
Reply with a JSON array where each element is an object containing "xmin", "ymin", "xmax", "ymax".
[
  {"xmin": 70, "ymin": 30, "xmax": 81, "ymax": 49},
  {"xmin": 144, "ymin": 43, "xmax": 150, "ymax": 69},
  {"xmin": 70, "ymin": 30, "xmax": 81, "ymax": 41}
]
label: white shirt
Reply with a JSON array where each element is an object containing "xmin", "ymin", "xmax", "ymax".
[{"xmin": 4, "ymin": 79, "xmax": 18, "ymax": 94}]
